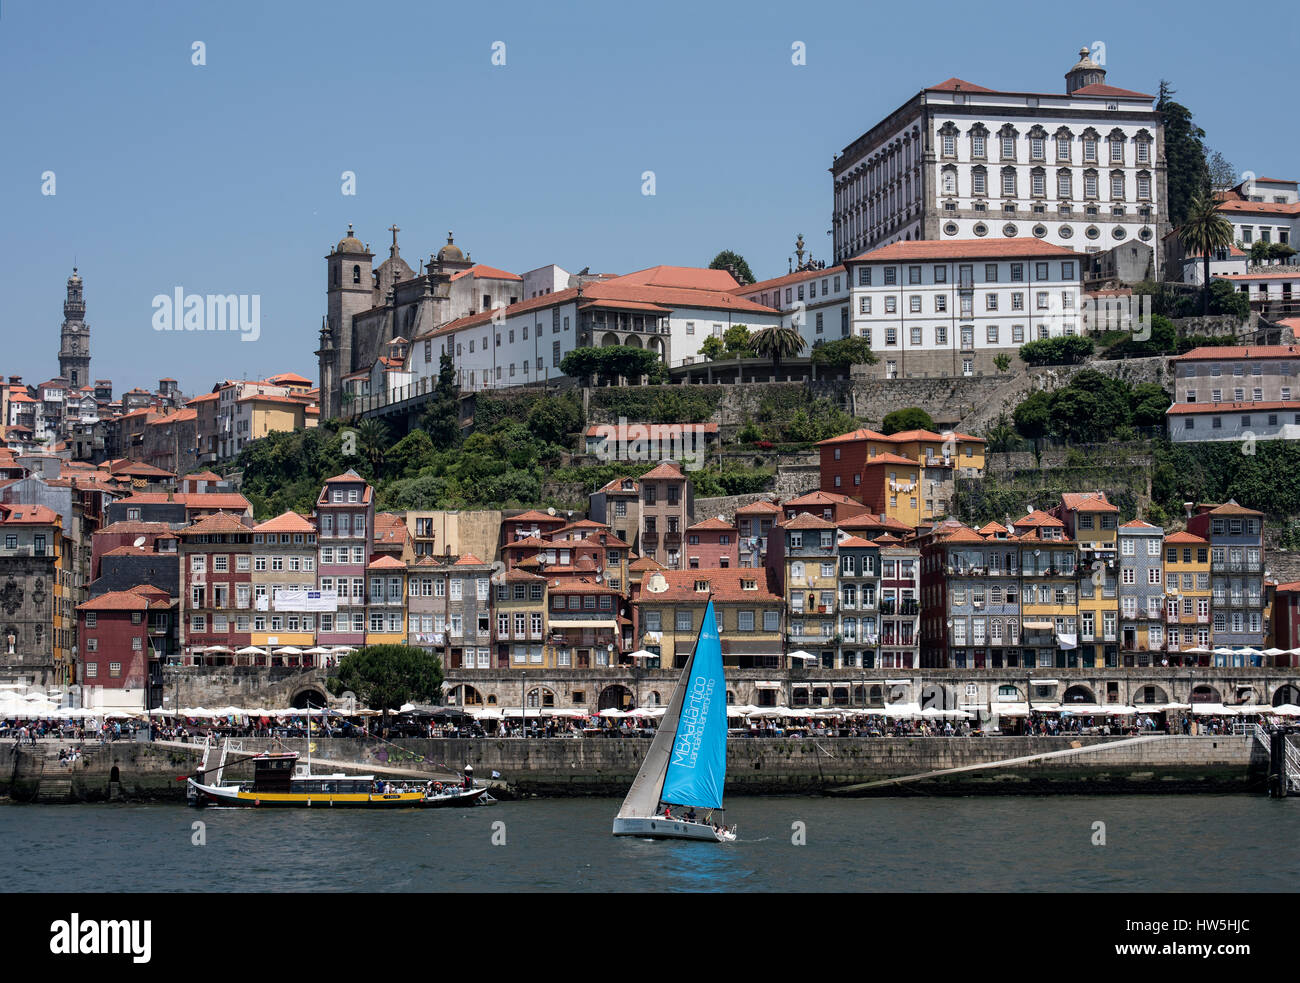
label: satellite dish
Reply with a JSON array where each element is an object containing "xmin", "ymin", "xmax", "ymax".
[
  {"xmin": 1034, "ymin": 549, "xmax": 1041, "ymax": 556},
  {"xmin": 547, "ymin": 507, "xmax": 556, "ymax": 516},
  {"xmin": 133, "ymin": 536, "xmax": 146, "ymax": 548},
  {"xmin": 645, "ymin": 572, "xmax": 668, "ymax": 594}
]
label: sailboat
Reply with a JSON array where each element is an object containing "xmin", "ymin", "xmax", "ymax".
[{"xmin": 613, "ymin": 598, "xmax": 735, "ymax": 842}]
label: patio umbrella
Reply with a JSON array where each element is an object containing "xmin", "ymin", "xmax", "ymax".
[
  {"xmin": 1270, "ymin": 703, "xmax": 1300, "ymax": 716},
  {"xmin": 598, "ymin": 708, "xmax": 627, "ymax": 718},
  {"xmin": 236, "ymin": 646, "xmax": 266, "ymax": 656},
  {"xmin": 275, "ymin": 646, "xmax": 304, "ymax": 655},
  {"xmin": 787, "ymin": 650, "xmax": 816, "ymax": 662},
  {"xmin": 203, "ymin": 646, "xmax": 233, "ymax": 654},
  {"xmin": 625, "ymin": 649, "xmax": 656, "ymax": 660},
  {"xmin": 304, "ymin": 646, "xmax": 331, "ymax": 654}
]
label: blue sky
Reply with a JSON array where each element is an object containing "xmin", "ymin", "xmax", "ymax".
[{"xmin": 2, "ymin": 0, "xmax": 1293, "ymax": 395}]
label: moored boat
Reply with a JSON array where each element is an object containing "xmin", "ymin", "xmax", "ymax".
[{"xmin": 187, "ymin": 747, "xmax": 493, "ymax": 808}]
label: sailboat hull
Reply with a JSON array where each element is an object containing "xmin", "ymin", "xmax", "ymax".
[{"xmin": 612, "ymin": 816, "xmax": 728, "ymax": 841}]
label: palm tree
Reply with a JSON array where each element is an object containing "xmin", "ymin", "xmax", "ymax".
[
  {"xmin": 750, "ymin": 325, "xmax": 806, "ymax": 380},
  {"xmin": 1178, "ymin": 192, "xmax": 1236, "ymax": 314},
  {"xmin": 354, "ymin": 417, "xmax": 390, "ymax": 475}
]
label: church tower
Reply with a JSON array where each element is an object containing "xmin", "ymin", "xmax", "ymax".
[
  {"xmin": 322, "ymin": 224, "xmax": 374, "ymax": 419},
  {"xmin": 58, "ymin": 267, "xmax": 91, "ymax": 388},
  {"xmin": 1065, "ymin": 46, "xmax": 1106, "ymax": 94}
]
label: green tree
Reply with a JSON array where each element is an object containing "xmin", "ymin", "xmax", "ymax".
[
  {"xmin": 385, "ymin": 429, "xmax": 437, "ymax": 480},
  {"xmin": 525, "ymin": 393, "xmax": 583, "ymax": 445},
  {"xmin": 700, "ymin": 335, "xmax": 726, "ymax": 361},
  {"xmin": 722, "ymin": 324, "xmax": 755, "ymax": 356},
  {"xmin": 750, "ymin": 325, "xmax": 806, "ymax": 377},
  {"xmin": 353, "ymin": 418, "xmax": 390, "ymax": 476},
  {"xmin": 1130, "ymin": 382, "xmax": 1172, "ymax": 427},
  {"xmin": 984, "ymin": 411, "xmax": 1019, "ymax": 453},
  {"xmin": 708, "ymin": 250, "xmax": 756, "ymax": 285},
  {"xmin": 1179, "ymin": 192, "xmax": 1236, "ymax": 314},
  {"xmin": 810, "ymin": 336, "xmax": 878, "ymax": 369},
  {"xmin": 329, "ymin": 644, "xmax": 445, "ymax": 730},
  {"xmin": 1013, "ymin": 390, "xmax": 1053, "ymax": 440},
  {"xmin": 1157, "ymin": 80, "xmax": 1210, "ymax": 230},
  {"xmin": 993, "ymin": 353, "xmax": 1012, "ymax": 373},
  {"xmin": 559, "ymin": 347, "xmax": 602, "ymax": 384},
  {"xmin": 1207, "ymin": 278, "xmax": 1250, "ymax": 318},
  {"xmin": 1018, "ymin": 336, "xmax": 1094, "ymax": 365},
  {"xmin": 1206, "ymin": 149, "xmax": 1237, "ymax": 191},
  {"xmin": 1250, "ymin": 240, "xmax": 1273, "ymax": 266},
  {"xmin": 419, "ymin": 352, "xmax": 462, "ymax": 449},
  {"xmin": 881, "ymin": 407, "xmax": 936, "ymax": 434}
]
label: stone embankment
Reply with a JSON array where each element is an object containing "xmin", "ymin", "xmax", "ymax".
[{"xmin": 0, "ymin": 734, "xmax": 1264, "ymax": 801}]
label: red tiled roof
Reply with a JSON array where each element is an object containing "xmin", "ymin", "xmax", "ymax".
[
  {"xmin": 732, "ymin": 265, "xmax": 848, "ymax": 297},
  {"xmin": 1014, "ymin": 509, "xmax": 1066, "ymax": 528},
  {"xmin": 1070, "ymin": 82, "xmax": 1154, "ymax": 99},
  {"xmin": 977, "ymin": 521, "xmax": 1007, "ymax": 534},
  {"xmin": 508, "ymin": 510, "xmax": 565, "ymax": 524},
  {"xmin": 253, "ymin": 511, "xmax": 316, "ymax": 534},
  {"xmin": 0, "ymin": 504, "xmax": 60, "ymax": 526},
  {"xmin": 448, "ymin": 264, "xmax": 522, "ymax": 282},
  {"xmin": 940, "ymin": 526, "xmax": 988, "ymax": 544},
  {"xmin": 1060, "ymin": 492, "xmax": 1119, "ymax": 513},
  {"xmin": 734, "ymin": 499, "xmax": 782, "ymax": 514},
  {"xmin": 367, "ymin": 555, "xmax": 406, "ymax": 570},
  {"xmin": 634, "ymin": 567, "xmax": 780, "ymax": 603},
  {"xmin": 180, "ymin": 512, "xmax": 250, "ymax": 535},
  {"xmin": 785, "ymin": 490, "xmax": 860, "ymax": 507},
  {"xmin": 79, "ymin": 591, "xmax": 151, "ymax": 612},
  {"xmin": 1120, "ymin": 519, "xmax": 1160, "ymax": 529},
  {"xmin": 640, "ymin": 461, "xmax": 686, "ymax": 480},
  {"xmin": 862, "ymin": 452, "xmax": 922, "ymax": 467},
  {"xmin": 925, "ymin": 77, "xmax": 996, "ymax": 93},
  {"xmin": 848, "ymin": 238, "xmax": 1077, "ymax": 263},
  {"xmin": 779, "ymin": 513, "xmax": 836, "ymax": 530},
  {"xmin": 1171, "ymin": 346, "xmax": 1300, "ymax": 362},
  {"xmin": 686, "ymin": 517, "xmax": 735, "ymax": 531},
  {"xmin": 817, "ymin": 427, "xmax": 890, "ymax": 445},
  {"xmin": 1163, "ymin": 531, "xmax": 1208, "ymax": 544},
  {"xmin": 1167, "ymin": 400, "xmax": 1300, "ymax": 415},
  {"xmin": 1205, "ymin": 500, "xmax": 1263, "ymax": 517},
  {"xmin": 454, "ymin": 553, "xmax": 488, "ymax": 565},
  {"xmin": 836, "ymin": 535, "xmax": 875, "ymax": 548}
]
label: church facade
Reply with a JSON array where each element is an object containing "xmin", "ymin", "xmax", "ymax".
[{"xmin": 316, "ymin": 226, "xmax": 524, "ymax": 419}]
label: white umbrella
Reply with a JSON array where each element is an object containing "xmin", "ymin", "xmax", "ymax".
[
  {"xmin": 883, "ymin": 702, "xmax": 922, "ymax": 718},
  {"xmin": 203, "ymin": 646, "xmax": 233, "ymax": 654},
  {"xmin": 304, "ymin": 646, "xmax": 331, "ymax": 654},
  {"xmin": 1263, "ymin": 648, "xmax": 1286, "ymax": 657},
  {"xmin": 236, "ymin": 646, "xmax": 266, "ymax": 656},
  {"xmin": 625, "ymin": 649, "xmax": 656, "ymax": 660},
  {"xmin": 1270, "ymin": 703, "xmax": 1300, "ymax": 716},
  {"xmin": 787, "ymin": 650, "xmax": 817, "ymax": 663},
  {"xmin": 598, "ymin": 708, "xmax": 627, "ymax": 718},
  {"xmin": 727, "ymin": 704, "xmax": 760, "ymax": 715},
  {"xmin": 276, "ymin": 646, "xmax": 304, "ymax": 655},
  {"xmin": 331, "ymin": 646, "xmax": 356, "ymax": 654}
]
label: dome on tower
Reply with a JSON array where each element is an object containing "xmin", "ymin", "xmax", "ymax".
[
  {"xmin": 68, "ymin": 266, "xmax": 81, "ymax": 283},
  {"xmin": 335, "ymin": 224, "xmax": 367, "ymax": 254},
  {"xmin": 1069, "ymin": 46, "xmax": 1101, "ymax": 74},
  {"xmin": 436, "ymin": 232, "xmax": 465, "ymax": 263}
]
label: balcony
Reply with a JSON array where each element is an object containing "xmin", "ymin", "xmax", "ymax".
[
  {"xmin": 879, "ymin": 601, "xmax": 896, "ymax": 616},
  {"xmin": 1211, "ymin": 559, "xmax": 1262, "ymax": 574},
  {"xmin": 789, "ymin": 631, "xmax": 832, "ymax": 644}
]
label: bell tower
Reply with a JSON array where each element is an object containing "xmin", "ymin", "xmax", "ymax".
[{"xmin": 58, "ymin": 267, "xmax": 91, "ymax": 388}]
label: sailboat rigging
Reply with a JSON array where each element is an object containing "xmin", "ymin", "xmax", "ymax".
[{"xmin": 612, "ymin": 598, "xmax": 735, "ymax": 842}]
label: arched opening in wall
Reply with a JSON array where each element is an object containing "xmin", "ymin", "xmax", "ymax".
[
  {"xmin": 832, "ymin": 685, "xmax": 849, "ymax": 704},
  {"xmin": 867, "ymin": 685, "xmax": 884, "ymax": 707},
  {"xmin": 997, "ymin": 684, "xmax": 1024, "ymax": 703},
  {"xmin": 1272, "ymin": 684, "xmax": 1300, "ymax": 706},
  {"xmin": 109, "ymin": 766, "xmax": 120, "ymax": 783},
  {"xmin": 290, "ymin": 687, "xmax": 328, "ymax": 709},
  {"xmin": 1134, "ymin": 684, "xmax": 1169, "ymax": 705},
  {"xmin": 1191, "ymin": 684, "xmax": 1222, "ymax": 704},
  {"xmin": 725, "ymin": 689, "xmax": 735, "ymax": 705},
  {"xmin": 1062, "ymin": 684, "xmax": 1095, "ymax": 704},
  {"xmin": 487, "ymin": 694, "xmax": 497, "ymax": 705},
  {"xmin": 526, "ymin": 687, "xmax": 556, "ymax": 708},
  {"xmin": 597, "ymin": 684, "xmax": 632, "ymax": 710},
  {"xmin": 623, "ymin": 334, "xmax": 643, "ymax": 349},
  {"xmin": 1234, "ymin": 686, "xmax": 1257, "ymax": 705},
  {"xmin": 600, "ymin": 332, "xmax": 620, "ymax": 347},
  {"xmin": 812, "ymin": 686, "xmax": 829, "ymax": 705},
  {"xmin": 921, "ymin": 682, "xmax": 957, "ymax": 709},
  {"xmin": 451, "ymin": 685, "xmax": 483, "ymax": 706},
  {"xmin": 791, "ymin": 686, "xmax": 809, "ymax": 707}
]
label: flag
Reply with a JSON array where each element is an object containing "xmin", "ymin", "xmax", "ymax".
[{"xmin": 491, "ymin": 770, "xmax": 501, "ymax": 779}]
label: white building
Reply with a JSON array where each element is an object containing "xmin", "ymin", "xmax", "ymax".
[
  {"xmin": 830, "ymin": 47, "xmax": 1167, "ymax": 265},
  {"xmin": 1166, "ymin": 344, "xmax": 1300, "ymax": 442},
  {"xmin": 1179, "ymin": 244, "xmax": 1248, "ymax": 284},
  {"xmin": 405, "ymin": 266, "xmax": 780, "ymax": 394},
  {"xmin": 732, "ymin": 265, "xmax": 852, "ymax": 351},
  {"xmin": 843, "ymin": 238, "xmax": 1083, "ymax": 378},
  {"xmin": 1215, "ymin": 178, "xmax": 1300, "ymax": 248}
]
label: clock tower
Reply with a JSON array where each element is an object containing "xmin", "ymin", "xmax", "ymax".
[{"xmin": 58, "ymin": 267, "xmax": 91, "ymax": 388}]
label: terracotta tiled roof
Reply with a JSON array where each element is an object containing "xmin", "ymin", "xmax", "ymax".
[
  {"xmin": 816, "ymin": 427, "xmax": 890, "ymax": 445},
  {"xmin": 1014, "ymin": 509, "xmax": 1066, "ymax": 528},
  {"xmin": 779, "ymin": 513, "xmax": 837, "ymax": 530},
  {"xmin": 507, "ymin": 510, "xmax": 564, "ymax": 524},
  {"xmin": 1119, "ymin": 519, "xmax": 1160, "ymax": 529},
  {"xmin": 180, "ymin": 512, "xmax": 250, "ymax": 535},
  {"xmin": 1070, "ymin": 82, "xmax": 1153, "ymax": 99},
  {"xmin": 977, "ymin": 521, "xmax": 1007, "ymax": 534},
  {"xmin": 848, "ymin": 238, "xmax": 1077, "ymax": 263},
  {"xmin": 785, "ymin": 491, "xmax": 860, "ymax": 507},
  {"xmin": 373, "ymin": 513, "xmax": 408, "ymax": 545},
  {"xmin": 1163, "ymin": 531, "xmax": 1208, "ymax": 544},
  {"xmin": 1060, "ymin": 491, "xmax": 1119, "ymax": 513},
  {"xmin": 448, "ymin": 264, "xmax": 522, "ymax": 282},
  {"xmin": 925, "ymin": 77, "xmax": 997, "ymax": 93},
  {"xmin": 836, "ymin": 535, "xmax": 875, "ymax": 548},
  {"xmin": 367, "ymin": 555, "xmax": 406, "ymax": 570},
  {"xmin": 732, "ymin": 265, "xmax": 848, "ymax": 297},
  {"xmin": 454, "ymin": 553, "xmax": 488, "ymax": 565},
  {"xmin": 1167, "ymin": 400, "xmax": 1300, "ymax": 415},
  {"xmin": 629, "ymin": 556, "xmax": 665, "ymax": 571},
  {"xmin": 862, "ymin": 452, "xmax": 922, "ymax": 467},
  {"xmin": 640, "ymin": 461, "xmax": 686, "ymax": 480},
  {"xmin": 1205, "ymin": 500, "xmax": 1263, "ymax": 517},
  {"xmin": 0, "ymin": 504, "xmax": 60, "ymax": 525},
  {"xmin": 596, "ymin": 477, "xmax": 640, "ymax": 494},
  {"xmin": 79, "ymin": 591, "xmax": 151, "ymax": 612},
  {"xmin": 634, "ymin": 567, "xmax": 780, "ymax": 603},
  {"xmin": 733, "ymin": 499, "xmax": 782, "ymax": 514},
  {"xmin": 686, "ymin": 517, "xmax": 735, "ymax": 531},
  {"xmin": 96, "ymin": 520, "xmax": 177, "ymax": 536},
  {"xmin": 940, "ymin": 526, "xmax": 988, "ymax": 544},
  {"xmin": 253, "ymin": 511, "xmax": 316, "ymax": 534},
  {"xmin": 1170, "ymin": 345, "xmax": 1300, "ymax": 361}
]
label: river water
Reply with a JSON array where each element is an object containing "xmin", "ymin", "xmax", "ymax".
[{"xmin": 3, "ymin": 796, "xmax": 1295, "ymax": 892}]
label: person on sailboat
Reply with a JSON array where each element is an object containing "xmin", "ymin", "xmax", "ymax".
[
  {"xmin": 662, "ymin": 804, "xmax": 673, "ymax": 819},
  {"xmin": 685, "ymin": 807, "xmax": 697, "ymax": 823},
  {"xmin": 462, "ymin": 765, "xmax": 474, "ymax": 790}
]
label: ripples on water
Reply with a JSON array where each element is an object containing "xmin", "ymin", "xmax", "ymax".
[{"xmin": 1, "ymin": 797, "xmax": 1294, "ymax": 892}]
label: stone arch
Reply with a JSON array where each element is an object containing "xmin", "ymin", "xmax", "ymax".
[
  {"xmin": 649, "ymin": 690, "xmax": 661, "ymax": 705},
  {"xmin": 109, "ymin": 766, "xmax": 120, "ymax": 783},
  {"xmin": 725, "ymin": 689, "xmax": 735, "ymax": 705},
  {"xmin": 290, "ymin": 687, "xmax": 328, "ymax": 709},
  {"xmin": 996, "ymin": 683, "xmax": 1024, "ymax": 702},
  {"xmin": 1272, "ymin": 684, "xmax": 1300, "ymax": 706},
  {"xmin": 1191, "ymin": 684, "xmax": 1222, "ymax": 704},
  {"xmin": 598, "ymin": 684, "xmax": 632, "ymax": 711},
  {"xmin": 526, "ymin": 686, "xmax": 556, "ymax": 708},
  {"xmin": 622, "ymin": 334, "xmax": 643, "ymax": 349},
  {"xmin": 450, "ymin": 684, "xmax": 483, "ymax": 706},
  {"xmin": 1133, "ymin": 684, "xmax": 1169, "ymax": 705},
  {"xmin": 600, "ymin": 332, "xmax": 620, "ymax": 347},
  {"xmin": 1062, "ymin": 684, "xmax": 1095, "ymax": 704}
]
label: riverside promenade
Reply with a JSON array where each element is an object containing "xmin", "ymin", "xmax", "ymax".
[{"xmin": 0, "ymin": 733, "xmax": 1268, "ymax": 801}]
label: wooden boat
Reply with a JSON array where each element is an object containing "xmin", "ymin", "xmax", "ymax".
[
  {"xmin": 186, "ymin": 746, "xmax": 492, "ymax": 808},
  {"xmin": 613, "ymin": 598, "xmax": 735, "ymax": 842}
]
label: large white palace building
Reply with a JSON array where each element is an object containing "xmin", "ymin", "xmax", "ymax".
[{"xmin": 830, "ymin": 48, "xmax": 1170, "ymax": 266}]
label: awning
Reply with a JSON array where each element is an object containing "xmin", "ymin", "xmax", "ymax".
[
  {"xmin": 548, "ymin": 619, "xmax": 618, "ymax": 629},
  {"xmin": 1022, "ymin": 621, "xmax": 1055, "ymax": 630},
  {"xmin": 1027, "ymin": 678, "xmax": 1060, "ymax": 686},
  {"xmin": 753, "ymin": 681, "xmax": 782, "ymax": 690}
]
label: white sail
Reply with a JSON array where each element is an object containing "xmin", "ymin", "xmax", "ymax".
[{"xmin": 615, "ymin": 640, "xmax": 698, "ymax": 819}]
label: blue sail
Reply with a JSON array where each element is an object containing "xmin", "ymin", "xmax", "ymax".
[{"xmin": 659, "ymin": 600, "xmax": 727, "ymax": 809}]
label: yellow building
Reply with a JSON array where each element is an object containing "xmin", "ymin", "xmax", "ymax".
[
  {"xmin": 883, "ymin": 429, "xmax": 987, "ymax": 476},
  {"xmin": 1055, "ymin": 492, "xmax": 1119, "ymax": 669},
  {"xmin": 250, "ymin": 511, "xmax": 318, "ymax": 659},
  {"xmin": 633, "ymin": 568, "xmax": 784, "ymax": 674},
  {"xmin": 775, "ymin": 513, "xmax": 841, "ymax": 661},
  {"xmin": 1163, "ymin": 530, "xmax": 1211, "ymax": 661},
  {"xmin": 1010, "ymin": 511, "xmax": 1080, "ymax": 669}
]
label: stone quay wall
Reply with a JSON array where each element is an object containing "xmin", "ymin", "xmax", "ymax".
[{"xmin": 0, "ymin": 734, "xmax": 1263, "ymax": 801}]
